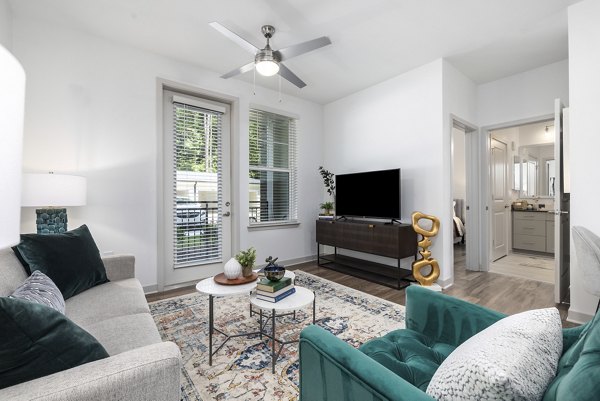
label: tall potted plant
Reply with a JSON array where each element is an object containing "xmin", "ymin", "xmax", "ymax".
[{"xmin": 318, "ymin": 166, "xmax": 335, "ymax": 217}]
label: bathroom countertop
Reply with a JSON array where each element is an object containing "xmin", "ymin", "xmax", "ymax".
[{"xmin": 512, "ymin": 209, "xmax": 551, "ymax": 212}]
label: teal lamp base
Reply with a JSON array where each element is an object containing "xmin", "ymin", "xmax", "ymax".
[{"xmin": 35, "ymin": 208, "xmax": 68, "ymax": 234}]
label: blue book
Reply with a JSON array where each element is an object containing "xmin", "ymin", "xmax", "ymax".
[{"xmin": 256, "ymin": 287, "xmax": 296, "ymax": 303}]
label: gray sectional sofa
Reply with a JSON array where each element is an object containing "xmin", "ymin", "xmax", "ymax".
[{"xmin": 0, "ymin": 249, "xmax": 182, "ymax": 401}]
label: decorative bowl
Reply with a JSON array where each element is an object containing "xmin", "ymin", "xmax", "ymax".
[{"xmin": 264, "ymin": 265, "xmax": 285, "ymax": 281}]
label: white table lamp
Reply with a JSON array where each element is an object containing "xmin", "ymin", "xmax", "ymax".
[
  {"xmin": 0, "ymin": 45, "xmax": 26, "ymax": 248},
  {"xmin": 22, "ymin": 173, "xmax": 87, "ymax": 234}
]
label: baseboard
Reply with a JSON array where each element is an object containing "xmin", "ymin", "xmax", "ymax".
[
  {"xmin": 437, "ymin": 277, "xmax": 454, "ymax": 289},
  {"xmin": 567, "ymin": 307, "xmax": 594, "ymax": 324},
  {"xmin": 143, "ymin": 284, "xmax": 158, "ymax": 294},
  {"xmin": 276, "ymin": 254, "xmax": 317, "ymax": 268}
]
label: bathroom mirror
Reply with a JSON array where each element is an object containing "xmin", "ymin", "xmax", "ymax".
[{"xmin": 517, "ymin": 144, "xmax": 555, "ymax": 198}]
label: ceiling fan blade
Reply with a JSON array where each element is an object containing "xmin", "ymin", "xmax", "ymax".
[
  {"xmin": 278, "ymin": 63, "xmax": 306, "ymax": 88},
  {"xmin": 220, "ymin": 62, "xmax": 255, "ymax": 79},
  {"xmin": 277, "ymin": 36, "xmax": 331, "ymax": 61},
  {"xmin": 209, "ymin": 22, "xmax": 259, "ymax": 54}
]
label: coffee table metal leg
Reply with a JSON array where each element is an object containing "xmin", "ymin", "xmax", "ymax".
[
  {"xmin": 272, "ymin": 308, "xmax": 276, "ymax": 374},
  {"xmin": 313, "ymin": 292, "xmax": 316, "ymax": 325},
  {"xmin": 259, "ymin": 308, "xmax": 263, "ymax": 339},
  {"xmin": 209, "ymin": 294, "xmax": 214, "ymax": 366}
]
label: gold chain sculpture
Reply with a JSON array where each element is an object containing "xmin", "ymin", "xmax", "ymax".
[{"xmin": 411, "ymin": 211, "xmax": 441, "ymax": 286}]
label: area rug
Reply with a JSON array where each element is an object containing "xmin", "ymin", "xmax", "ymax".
[{"xmin": 149, "ymin": 271, "xmax": 406, "ymax": 401}]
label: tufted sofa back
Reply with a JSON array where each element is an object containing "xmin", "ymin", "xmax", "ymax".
[{"xmin": 543, "ymin": 312, "xmax": 599, "ymax": 401}]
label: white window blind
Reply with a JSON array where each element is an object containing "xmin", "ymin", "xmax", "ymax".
[
  {"xmin": 172, "ymin": 100, "xmax": 223, "ymax": 266},
  {"xmin": 249, "ymin": 109, "xmax": 298, "ymax": 225}
]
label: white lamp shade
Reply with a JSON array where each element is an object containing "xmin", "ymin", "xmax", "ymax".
[
  {"xmin": 22, "ymin": 173, "xmax": 87, "ymax": 207},
  {"xmin": 0, "ymin": 45, "xmax": 26, "ymax": 248}
]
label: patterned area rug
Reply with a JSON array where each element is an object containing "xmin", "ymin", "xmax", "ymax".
[{"xmin": 149, "ymin": 271, "xmax": 406, "ymax": 401}]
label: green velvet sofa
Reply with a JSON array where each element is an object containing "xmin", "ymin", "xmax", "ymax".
[{"xmin": 299, "ymin": 285, "xmax": 599, "ymax": 401}]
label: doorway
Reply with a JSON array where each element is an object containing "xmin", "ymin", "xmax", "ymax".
[
  {"xmin": 479, "ymin": 101, "xmax": 570, "ymax": 304},
  {"xmin": 451, "ymin": 118, "xmax": 478, "ymax": 276},
  {"xmin": 488, "ymin": 120, "xmax": 555, "ymax": 283},
  {"xmin": 160, "ymin": 89, "xmax": 233, "ymax": 289}
]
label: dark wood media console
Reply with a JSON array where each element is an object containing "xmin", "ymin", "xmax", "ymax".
[{"xmin": 316, "ymin": 219, "xmax": 417, "ymax": 289}]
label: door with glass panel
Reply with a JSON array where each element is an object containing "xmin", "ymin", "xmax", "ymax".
[{"xmin": 162, "ymin": 91, "xmax": 231, "ymax": 286}]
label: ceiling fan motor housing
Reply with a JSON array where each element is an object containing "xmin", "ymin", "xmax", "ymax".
[
  {"xmin": 255, "ymin": 46, "xmax": 281, "ymax": 64},
  {"xmin": 261, "ymin": 25, "xmax": 276, "ymax": 39}
]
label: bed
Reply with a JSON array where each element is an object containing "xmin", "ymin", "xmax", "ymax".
[{"xmin": 453, "ymin": 199, "xmax": 466, "ymax": 244}]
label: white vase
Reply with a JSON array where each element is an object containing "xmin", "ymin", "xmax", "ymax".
[{"xmin": 223, "ymin": 258, "xmax": 242, "ymax": 279}]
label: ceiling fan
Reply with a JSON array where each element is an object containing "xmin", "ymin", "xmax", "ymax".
[{"xmin": 209, "ymin": 22, "xmax": 331, "ymax": 88}]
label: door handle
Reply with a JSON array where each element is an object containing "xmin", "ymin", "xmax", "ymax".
[{"xmin": 223, "ymin": 211, "xmax": 231, "ymax": 217}]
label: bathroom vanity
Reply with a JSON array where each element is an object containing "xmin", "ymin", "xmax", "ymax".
[{"xmin": 512, "ymin": 210, "xmax": 554, "ymax": 254}]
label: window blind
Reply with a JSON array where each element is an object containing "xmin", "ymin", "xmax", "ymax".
[
  {"xmin": 249, "ymin": 108, "xmax": 298, "ymax": 225},
  {"xmin": 172, "ymin": 100, "xmax": 224, "ymax": 267}
]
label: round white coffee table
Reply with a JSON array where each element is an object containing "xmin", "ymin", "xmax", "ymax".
[
  {"xmin": 195, "ymin": 269, "xmax": 297, "ymax": 366},
  {"xmin": 196, "ymin": 277, "xmax": 259, "ymax": 366},
  {"xmin": 250, "ymin": 286, "xmax": 316, "ymax": 373}
]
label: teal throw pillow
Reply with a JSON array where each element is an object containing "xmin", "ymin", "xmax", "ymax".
[
  {"xmin": 0, "ymin": 296, "xmax": 109, "ymax": 389},
  {"xmin": 12, "ymin": 224, "xmax": 109, "ymax": 300}
]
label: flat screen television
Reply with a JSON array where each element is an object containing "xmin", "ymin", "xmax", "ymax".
[{"xmin": 335, "ymin": 168, "xmax": 401, "ymax": 219}]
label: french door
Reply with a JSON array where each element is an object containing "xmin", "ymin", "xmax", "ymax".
[{"xmin": 162, "ymin": 90, "xmax": 232, "ymax": 287}]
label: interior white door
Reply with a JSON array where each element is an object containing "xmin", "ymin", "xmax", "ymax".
[
  {"xmin": 491, "ymin": 138, "xmax": 509, "ymax": 261},
  {"xmin": 553, "ymin": 98, "xmax": 570, "ymax": 304},
  {"xmin": 162, "ymin": 91, "xmax": 232, "ymax": 288}
]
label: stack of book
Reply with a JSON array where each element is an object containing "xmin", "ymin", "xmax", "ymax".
[{"xmin": 256, "ymin": 277, "xmax": 295, "ymax": 303}]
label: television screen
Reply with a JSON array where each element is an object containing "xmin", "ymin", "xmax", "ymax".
[{"xmin": 335, "ymin": 168, "xmax": 401, "ymax": 219}]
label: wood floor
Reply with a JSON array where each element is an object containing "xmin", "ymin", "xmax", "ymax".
[{"xmin": 146, "ymin": 244, "xmax": 575, "ymax": 326}]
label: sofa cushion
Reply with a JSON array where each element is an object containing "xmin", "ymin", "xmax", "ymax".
[
  {"xmin": 359, "ymin": 329, "xmax": 456, "ymax": 391},
  {"xmin": 81, "ymin": 313, "xmax": 162, "ymax": 356},
  {"xmin": 426, "ymin": 308, "xmax": 562, "ymax": 401},
  {"xmin": 10, "ymin": 271, "xmax": 65, "ymax": 314},
  {"xmin": 0, "ymin": 296, "xmax": 109, "ymax": 389},
  {"xmin": 12, "ymin": 225, "xmax": 109, "ymax": 300},
  {"xmin": 65, "ymin": 278, "xmax": 149, "ymax": 326},
  {"xmin": 543, "ymin": 311, "xmax": 600, "ymax": 401}
]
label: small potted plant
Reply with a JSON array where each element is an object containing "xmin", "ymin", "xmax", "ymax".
[
  {"xmin": 235, "ymin": 247, "xmax": 257, "ymax": 277},
  {"xmin": 320, "ymin": 201, "xmax": 334, "ymax": 216}
]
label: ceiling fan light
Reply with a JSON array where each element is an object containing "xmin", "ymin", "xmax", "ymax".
[{"xmin": 256, "ymin": 60, "xmax": 280, "ymax": 76}]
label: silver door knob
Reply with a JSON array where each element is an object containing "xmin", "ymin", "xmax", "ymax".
[{"xmin": 223, "ymin": 211, "xmax": 231, "ymax": 217}]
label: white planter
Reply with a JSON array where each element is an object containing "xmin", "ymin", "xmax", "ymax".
[{"xmin": 223, "ymin": 258, "xmax": 242, "ymax": 279}]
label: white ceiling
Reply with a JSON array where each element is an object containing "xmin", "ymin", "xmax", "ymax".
[{"xmin": 9, "ymin": 0, "xmax": 580, "ymax": 104}]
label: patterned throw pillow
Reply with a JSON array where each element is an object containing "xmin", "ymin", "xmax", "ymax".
[
  {"xmin": 10, "ymin": 271, "xmax": 65, "ymax": 314},
  {"xmin": 426, "ymin": 308, "xmax": 562, "ymax": 401}
]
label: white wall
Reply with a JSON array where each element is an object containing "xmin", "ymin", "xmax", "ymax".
[
  {"xmin": 518, "ymin": 121, "xmax": 555, "ymax": 147},
  {"xmin": 323, "ymin": 60, "xmax": 450, "ymax": 280},
  {"xmin": 13, "ymin": 16, "xmax": 324, "ymax": 290},
  {"xmin": 567, "ymin": 0, "xmax": 600, "ymax": 322},
  {"xmin": 477, "ymin": 59, "xmax": 569, "ymax": 127},
  {"xmin": 0, "ymin": 0, "xmax": 11, "ymax": 49},
  {"xmin": 443, "ymin": 60, "xmax": 477, "ymax": 283}
]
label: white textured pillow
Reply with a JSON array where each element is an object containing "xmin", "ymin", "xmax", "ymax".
[
  {"xmin": 10, "ymin": 271, "xmax": 66, "ymax": 314},
  {"xmin": 426, "ymin": 308, "xmax": 562, "ymax": 401}
]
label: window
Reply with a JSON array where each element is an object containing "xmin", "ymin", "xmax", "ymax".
[
  {"xmin": 249, "ymin": 108, "xmax": 298, "ymax": 225},
  {"xmin": 171, "ymin": 96, "xmax": 224, "ymax": 266}
]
